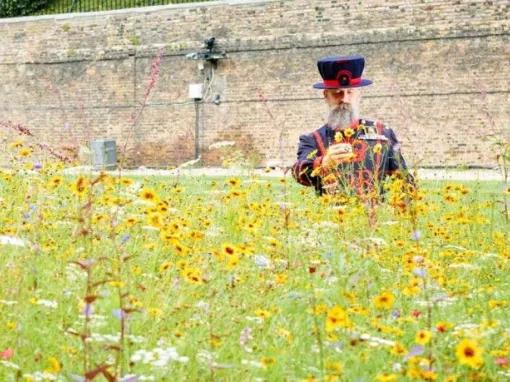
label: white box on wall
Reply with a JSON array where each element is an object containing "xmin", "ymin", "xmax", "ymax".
[{"xmin": 188, "ymin": 83, "xmax": 203, "ymax": 100}]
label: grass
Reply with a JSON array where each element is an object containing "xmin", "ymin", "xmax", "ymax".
[{"xmin": 1, "ymin": 153, "xmax": 509, "ymax": 381}]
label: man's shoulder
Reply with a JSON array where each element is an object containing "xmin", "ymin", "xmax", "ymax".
[{"xmin": 300, "ymin": 124, "xmax": 329, "ymax": 139}]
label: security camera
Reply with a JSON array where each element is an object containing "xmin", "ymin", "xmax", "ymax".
[{"xmin": 204, "ymin": 37, "xmax": 216, "ymax": 51}]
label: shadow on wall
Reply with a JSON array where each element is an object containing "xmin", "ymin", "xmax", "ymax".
[
  {"xmin": 119, "ymin": 136, "xmax": 195, "ymax": 168},
  {"xmin": 201, "ymin": 128, "xmax": 264, "ymax": 168}
]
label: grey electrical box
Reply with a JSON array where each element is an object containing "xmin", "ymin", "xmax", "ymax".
[{"xmin": 90, "ymin": 139, "xmax": 117, "ymax": 170}]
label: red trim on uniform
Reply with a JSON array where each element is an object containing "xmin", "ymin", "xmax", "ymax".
[
  {"xmin": 323, "ymin": 77, "xmax": 362, "ymax": 88},
  {"xmin": 375, "ymin": 120, "xmax": 384, "ymax": 134},
  {"xmin": 312, "ymin": 131, "xmax": 327, "ymax": 156},
  {"xmin": 293, "ymin": 160, "xmax": 311, "ymax": 186}
]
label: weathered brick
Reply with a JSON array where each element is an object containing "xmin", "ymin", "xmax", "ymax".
[{"xmin": 0, "ymin": 0, "xmax": 508, "ymax": 168}]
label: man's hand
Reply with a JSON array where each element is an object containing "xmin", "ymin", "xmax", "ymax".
[{"xmin": 322, "ymin": 143, "xmax": 353, "ymax": 169}]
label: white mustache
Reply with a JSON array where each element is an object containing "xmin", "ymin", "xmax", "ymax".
[
  {"xmin": 334, "ymin": 103, "xmax": 352, "ymax": 112},
  {"xmin": 328, "ymin": 103, "xmax": 357, "ymax": 129}
]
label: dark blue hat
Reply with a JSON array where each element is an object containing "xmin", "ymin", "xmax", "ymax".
[{"xmin": 313, "ymin": 54, "xmax": 373, "ymax": 89}]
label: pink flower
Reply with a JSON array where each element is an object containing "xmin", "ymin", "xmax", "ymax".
[
  {"xmin": 495, "ymin": 357, "xmax": 509, "ymax": 367},
  {"xmin": 0, "ymin": 348, "xmax": 14, "ymax": 360}
]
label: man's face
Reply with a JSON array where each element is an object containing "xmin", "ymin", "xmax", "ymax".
[
  {"xmin": 324, "ymin": 88, "xmax": 361, "ymax": 130},
  {"xmin": 323, "ymin": 88, "xmax": 361, "ymax": 109}
]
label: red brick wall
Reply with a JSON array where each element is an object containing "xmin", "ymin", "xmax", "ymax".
[{"xmin": 0, "ymin": 0, "xmax": 508, "ymax": 167}]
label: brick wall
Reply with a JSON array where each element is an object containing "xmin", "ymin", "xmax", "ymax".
[{"xmin": 0, "ymin": 0, "xmax": 508, "ymax": 168}]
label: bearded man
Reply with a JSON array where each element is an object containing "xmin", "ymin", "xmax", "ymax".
[{"xmin": 292, "ymin": 54, "xmax": 411, "ymax": 196}]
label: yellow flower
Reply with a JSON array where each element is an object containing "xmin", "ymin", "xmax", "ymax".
[
  {"xmin": 306, "ymin": 149, "xmax": 318, "ymax": 159},
  {"xmin": 326, "ymin": 361, "xmax": 343, "ymax": 374},
  {"xmin": 71, "ymin": 176, "xmax": 89, "ymax": 196},
  {"xmin": 373, "ymin": 292, "xmax": 395, "ymax": 310},
  {"xmin": 48, "ymin": 176, "xmax": 63, "ymax": 188},
  {"xmin": 455, "ymin": 339, "xmax": 484, "ymax": 369},
  {"xmin": 334, "ymin": 131, "xmax": 343, "ymax": 143},
  {"xmin": 147, "ymin": 212, "xmax": 163, "ymax": 228},
  {"xmin": 254, "ymin": 309, "xmax": 271, "ymax": 320},
  {"xmin": 310, "ymin": 303, "xmax": 328, "ymax": 315},
  {"xmin": 415, "ymin": 330, "xmax": 432, "ymax": 345},
  {"xmin": 124, "ymin": 216, "xmax": 139, "ymax": 227},
  {"xmin": 390, "ymin": 341, "xmax": 407, "ymax": 356},
  {"xmin": 109, "ymin": 281, "xmax": 125, "ymax": 288},
  {"xmin": 147, "ymin": 307, "xmax": 163, "ymax": 318},
  {"xmin": 275, "ymin": 273, "xmax": 287, "ymax": 284},
  {"xmin": 6, "ymin": 321, "xmax": 17, "ymax": 330},
  {"xmin": 222, "ymin": 243, "xmax": 237, "ymax": 256},
  {"xmin": 375, "ymin": 373, "xmax": 397, "ymax": 382},
  {"xmin": 261, "ymin": 356, "xmax": 276, "ymax": 368},
  {"xmin": 226, "ymin": 253, "xmax": 240, "ymax": 269},
  {"xmin": 343, "ymin": 128, "xmax": 354, "ymax": 138},
  {"xmin": 119, "ymin": 177, "xmax": 134, "ymax": 186},
  {"xmin": 373, "ymin": 143, "xmax": 382, "ymax": 154},
  {"xmin": 173, "ymin": 241, "xmax": 190, "ymax": 256},
  {"xmin": 159, "ymin": 261, "xmax": 173, "ymax": 273},
  {"xmin": 488, "ymin": 299, "xmax": 508, "ymax": 309},
  {"xmin": 18, "ymin": 147, "xmax": 32, "ymax": 157},
  {"xmin": 45, "ymin": 356, "xmax": 61, "ymax": 374},
  {"xmin": 325, "ymin": 305, "xmax": 351, "ymax": 331},
  {"xmin": 182, "ymin": 267, "xmax": 202, "ymax": 284},
  {"xmin": 139, "ymin": 187, "xmax": 158, "ymax": 202},
  {"xmin": 210, "ymin": 334, "xmax": 222, "ymax": 348},
  {"xmin": 9, "ymin": 140, "xmax": 24, "ymax": 149},
  {"xmin": 226, "ymin": 177, "xmax": 241, "ymax": 187},
  {"xmin": 435, "ymin": 321, "xmax": 452, "ymax": 333},
  {"xmin": 277, "ymin": 327, "xmax": 293, "ymax": 343}
]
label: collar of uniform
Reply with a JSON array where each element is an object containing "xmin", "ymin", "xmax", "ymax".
[{"xmin": 327, "ymin": 119, "xmax": 366, "ymax": 135}]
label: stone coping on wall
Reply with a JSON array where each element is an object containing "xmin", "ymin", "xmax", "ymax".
[{"xmin": 0, "ymin": 0, "xmax": 278, "ymax": 24}]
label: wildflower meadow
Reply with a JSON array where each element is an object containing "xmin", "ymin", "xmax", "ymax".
[{"xmin": 0, "ymin": 140, "xmax": 510, "ymax": 382}]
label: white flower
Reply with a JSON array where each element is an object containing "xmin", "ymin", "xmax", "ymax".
[
  {"xmin": 36, "ymin": 299, "xmax": 58, "ymax": 309},
  {"xmin": 196, "ymin": 301, "xmax": 210, "ymax": 312},
  {"xmin": 131, "ymin": 346, "xmax": 188, "ymax": 367},
  {"xmin": 363, "ymin": 237, "xmax": 387, "ymax": 246},
  {"xmin": 241, "ymin": 359, "xmax": 264, "ymax": 368},
  {"xmin": 360, "ymin": 333, "xmax": 395, "ymax": 347},
  {"xmin": 448, "ymin": 263, "xmax": 479, "ymax": 270},
  {"xmin": 0, "ymin": 235, "xmax": 26, "ymax": 247},
  {"xmin": 0, "ymin": 300, "xmax": 18, "ymax": 305},
  {"xmin": 141, "ymin": 226, "xmax": 160, "ymax": 232},
  {"xmin": 23, "ymin": 371, "xmax": 57, "ymax": 381},
  {"xmin": 177, "ymin": 157, "xmax": 201, "ymax": 169},
  {"xmin": 253, "ymin": 254, "xmax": 272, "ymax": 269},
  {"xmin": 0, "ymin": 360, "xmax": 20, "ymax": 370},
  {"xmin": 208, "ymin": 141, "xmax": 235, "ymax": 150}
]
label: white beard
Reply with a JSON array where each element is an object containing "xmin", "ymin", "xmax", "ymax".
[{"xmin": 327, "ymin": 103, "xmax": 359, "ymax": 130}]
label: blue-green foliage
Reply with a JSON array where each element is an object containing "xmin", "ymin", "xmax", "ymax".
[{"xmin": 0, "ymin": 0, "xmax": 50, "ymax": 17}]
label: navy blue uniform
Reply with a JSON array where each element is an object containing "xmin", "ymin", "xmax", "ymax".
[{"xmin": 292, "ymin": 118, "xmax": 410, "ymax": 196}]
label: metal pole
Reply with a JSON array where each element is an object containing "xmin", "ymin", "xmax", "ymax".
[{"xmin": 194, "ymin": 99, "xmax": 200, "ymax": 159}]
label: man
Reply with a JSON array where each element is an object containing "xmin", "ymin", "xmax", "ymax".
[{"xmin": 292, "ymin": 54, "xmax": 411, "ymax": 196}]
